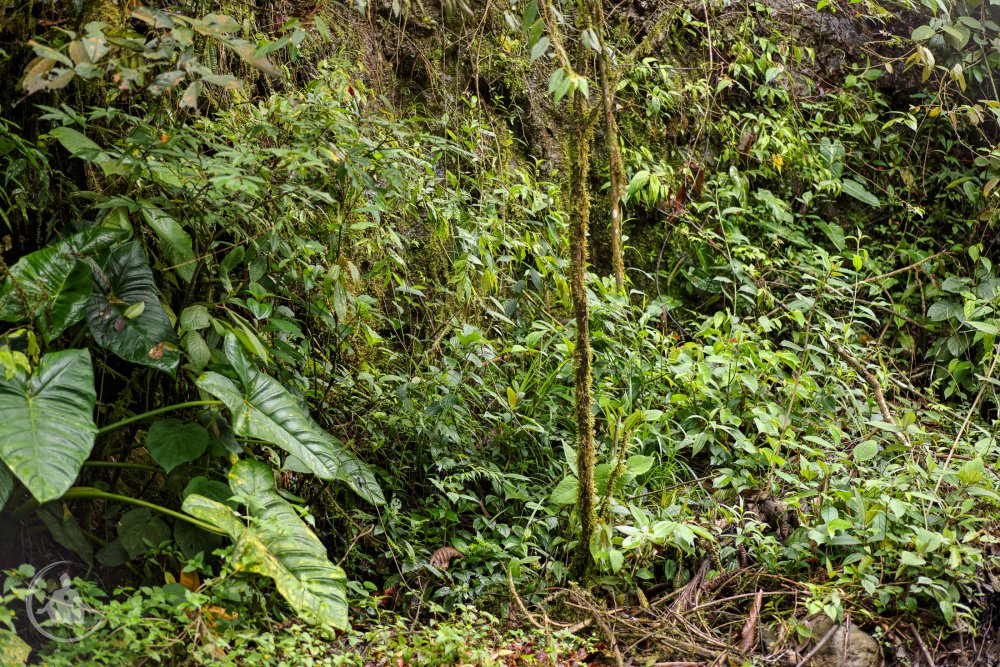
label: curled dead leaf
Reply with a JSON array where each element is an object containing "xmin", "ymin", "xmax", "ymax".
[{"xmin": 429, "ymin": 546, "xmax": 464, "ymax": 570}]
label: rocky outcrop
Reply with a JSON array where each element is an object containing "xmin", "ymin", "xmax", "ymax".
[{"xmin": 801, "ymin": 616, "xmax": 883, "ymax": 667}]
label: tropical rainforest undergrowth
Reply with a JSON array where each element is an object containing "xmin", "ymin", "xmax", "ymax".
[{"xmin": 1, "ymin": 0, "xmax": 999, "ymax": 664}]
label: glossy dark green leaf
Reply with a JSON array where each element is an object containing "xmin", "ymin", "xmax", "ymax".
[
  {"xmin": 0, "ymin": 349, "xmax": 97, "ymax": 503},
  {"xmin": 38, "ymin": 505, "xmax": 94, "ymax": 566},
  {"xmin": 0, "ymin": 227, "xmax": 123, "ymax": 342},
  {"xmin": 196, "ymin": 334, "xmax": 384, "ymax": 504},
  {"xmin": 0, "ymin": 462, "xmax": 13, "ymax": 509},
  {"xmin": 183, "ymin": 460, "xmax": 348, "ymax": 628},
  {"xmin": 87, "ymin": 241, "xmax": 179, "ymax": 374},
  {"xmin": 146, "ymin": 419, "xmax": 210, "ymax": 472}
]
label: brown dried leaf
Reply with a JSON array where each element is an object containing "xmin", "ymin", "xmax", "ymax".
[
  {"xmin": 429, "ymin": 546, "xmax": 464, "ymax": 570},
  {"xmin": 737, "ymin": 589, "xmax": 763, "ymax": 653}
]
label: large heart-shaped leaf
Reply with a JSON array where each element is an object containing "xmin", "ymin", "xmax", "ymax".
[
  {"xmin": 87, "ymin": 241, "xmax": 179, "ymax": 374},
  {"xmin": 0, "ymin": 349, "xmax": 97, "ymax": 503},
  {"xmin": 196, "ymin": 334, "xmax": 383, "ymax": 504},
  {"xmin": 0, "ymin": 227, "xmax": 124, "ymax": 342},
  {"xmin": 0, "ymin": 462, "xmax": 14, "ymax": 509},
  {"xmin": 146, "ymin": 419, "xmax": 210, "ymax": 472},
  {"xmin": 183, "ymin": 460, "xmax": 348, "ymax": 628}
]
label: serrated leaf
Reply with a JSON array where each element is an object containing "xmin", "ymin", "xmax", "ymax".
[
  {"xmin": 0, "ymin": 350, "xmax": 97, "ymax": 503},
  {"xmin": 183, "ymin": 331, "xmax": 212, "ymax": 370},
  {"xmin": 87, "ymin": 241, "xmax": 180, "ymax": 374},
  {"xmin": 146, "ymin": 419, "xmax": 210, "ymax": 472},
  {"xmin": 180, "ymin": 305, "xmax": 211, "ymax": 331},
  {"xmin": 183, "ymin": 460, "xmax": 348, "ymax": 628}
]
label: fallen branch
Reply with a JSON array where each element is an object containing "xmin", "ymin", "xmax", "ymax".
[
  {"xmin": 858, "ymin": 250, "xmax": 948, "ymax": 285},
  {"xmin": 826, "ymin": 338, "xmax": 911, "ymax": 447},
  {"xmin": 910, "ymin": 624, "xmax": 937, "ymax": 667}
]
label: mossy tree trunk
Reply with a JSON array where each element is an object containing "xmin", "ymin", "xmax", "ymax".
[{"xmin": 568, "ymin": 91, "xmax": 597, "ymax": 578}]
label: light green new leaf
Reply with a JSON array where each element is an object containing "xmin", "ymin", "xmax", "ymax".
[
  {"xmin": 550, "ymin": 476, "xmax": 578, "ymax": 505},
  {"xmin": 87, "ymin": 241, "xmax": 179, "ymax": 374},
  {"xmin": 0, "ymin": 349, "xmax": 97, "ymax": 503},
  {"xmin": 196, "ymin": 334, "xmax": 383, "ymax": 504},
  {"xmin": 183, "ymin": 460, "xmax": 348, "ymax": 628},
  {"xmin": 0, "ymin": 629, "xmax": 31, "ymax": 666},
  {"xmin": 141, "ymin": 205, "xmax": 197, "ymax": 283}
]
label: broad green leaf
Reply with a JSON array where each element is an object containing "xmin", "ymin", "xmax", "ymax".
[
  {"xmin": 38, "ymin": 505, "xmax": 93, "ymax": 566},
  {"xmin": 852, "ymin": 440, "xmax": 879, "ymax": 462},
  {"xmin": 196, "ymin": 334, "xmax": 383, "ymax": 504},
  {"xmin": 958, "ymin": 457, "xmax": 986, "ymax": 485},
  {"xmin": 183, "ymin": 476, "xmax": 237, "ymax": 508},
  {"xmin": 840, "ymin": 178, "xmax": 880, "ymax": 206},
  {"xmin": 87, "ymin": 241, "xmax": 179, "ymax": 374},
  {"xmin": 183, "ymin": 460, "xmax": 348, "ymax": 628},
  {"xmin": 626, "ymin": 454, "xmax": 655, "ymax": 476},
  {"xmin": 0, "ymin": 349, "xmax": 97, "ymax": 503},
  {"xmin": 549, "ymin": 476, "xmax": 578, "ymax": 505},
  {"xmin": 146, "ymin": 419, "xmax": 210, "ymax": 472},
  {"xmin": 0, "ymin": 629, "xmax": 31, "ymax": 666},
  {"xmin": 118, "ymin": 507, "xmax": 170, "ymax": 558},
  {"xmin": 941, "ymin": 24, "xmax": 970, "ymax": 50},
  {"xmin": 0, "ymin": 227, "xmax": 123, "ymax": 342},
  {"xmin": 900, "ymin": 550, "xmax": 926, "ymax": 567},
  {"xmin": 49, "ymin": 126, "xmax": 103, "ymax": 158},
  {"xmin": 141, "ymin": 205, "xmax": 197, "ymax": 283},
  {"xmin": 530, "ymin": 35, "xmax": 550, "ymax": 62},
  {"xmin": 0, "ymin": 462, "xmax": 13, "ymax": 509},
  {"xmin": 180, "ymin": 305, "xmax": 211, "ymax": 331}
]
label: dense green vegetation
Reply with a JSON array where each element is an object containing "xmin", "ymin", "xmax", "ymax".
[{"xmin": 1, "ymin": 0, "xmax": 999, "ymax": 664}]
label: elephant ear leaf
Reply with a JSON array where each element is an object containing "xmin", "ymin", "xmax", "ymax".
[
  {"xmin": 182, "ymin": 459, "xmax": 349, "ymax": 629},
  {"xmin": 0, "ymin": 227, "xmax": 125, "ymax": 342},
  {"xmin": 87, "ymin": 241, "xmax": 179, "ymax": 374},
  {"xmin": 0, "ymin": 462, "xmax": 15, "ymax": 509},
  {"xmin": 196, "ymin": 334, "xmax": 384, "ymax": 505},
  {"xmin": 0, "ymin": 349, "xmax": 97, "ymax": 503}
]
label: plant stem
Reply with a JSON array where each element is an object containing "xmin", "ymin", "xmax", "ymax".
[
  {"xmin": 82, "ymin": 461, "xmax": 162, "ymax": 474},
  {"xmin": 12, "ymin": 487, "xmax": 224, "ymax": 534},
  {"xmin": 98, "ymin": 400, "xmax": 223, "ymax": 435}
]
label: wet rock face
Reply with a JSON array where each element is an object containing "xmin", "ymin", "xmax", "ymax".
[{"xmin": 803, "ymin": 616, "xmax": 883, "ymax": 667}]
